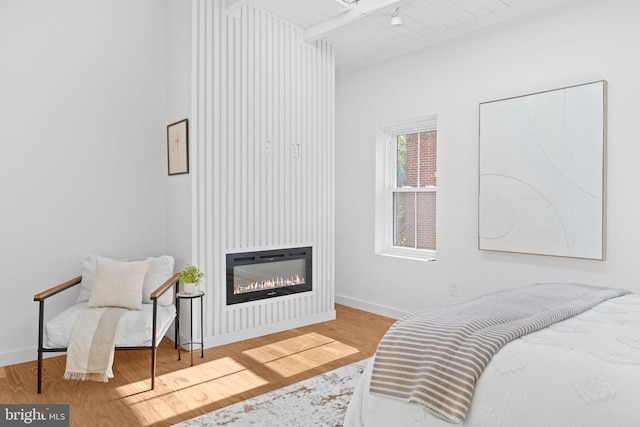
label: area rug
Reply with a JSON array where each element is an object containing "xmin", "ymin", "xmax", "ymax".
[{"xmin": 173, "ymin": 358, "xmax": 370, "ymax": 427}]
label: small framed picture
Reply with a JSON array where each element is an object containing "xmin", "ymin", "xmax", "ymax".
[{"xmin": 167, "ymin": 118, "xmax": 189, "ymax": 175}]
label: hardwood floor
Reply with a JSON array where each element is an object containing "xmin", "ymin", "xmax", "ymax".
[{"xmin": 0, "ymin": 304, "xmax": 395, "ymax": 427}]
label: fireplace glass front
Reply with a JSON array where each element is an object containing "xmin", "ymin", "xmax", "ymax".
[{"xmin": 226, "ymin": 247, "xmax": 312, "ymax": 305}]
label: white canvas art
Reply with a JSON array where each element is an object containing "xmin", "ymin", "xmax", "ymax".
[{"xmin": 478, "ymin": 81, "xmax": 606, "ymax": 259}]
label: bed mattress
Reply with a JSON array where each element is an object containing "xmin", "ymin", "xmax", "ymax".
[{"xmin": 345, "ymin": 293, "xmax": 640, "ymax": 427}]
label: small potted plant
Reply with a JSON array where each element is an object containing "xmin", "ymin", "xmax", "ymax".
[{"xmin": 180, "ymin": 265, "xmax": 204, "ymax": 294}]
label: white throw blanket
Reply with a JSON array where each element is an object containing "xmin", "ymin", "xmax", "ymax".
[{"xmin": 64, "ymin": 307, "xmax": 127, "ymax": 382}]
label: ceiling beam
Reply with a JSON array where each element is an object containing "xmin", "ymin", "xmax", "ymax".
[{"xmin": 305, "ymin": 0, "xmax": 412, "ymax": 42}]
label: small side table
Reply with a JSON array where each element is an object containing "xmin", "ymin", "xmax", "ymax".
[{"xmin": 175, "ymin": 290, "xmax": 205, "ymax": 366}]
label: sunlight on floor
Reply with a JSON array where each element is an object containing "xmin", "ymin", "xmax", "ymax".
[
  {"xmin": 114, "ymin": 356, "xmax": 255, "ymax": 398},
  {"xmin": 113, "ymin": 334, "xmax": 359, "ymax": 425},
  {"xmin": 243, "ymin": 332, "xmax": 359, "ymax": 377},
  {"xmin": 264, "ymin": 341, "xmax": 359, "ymax": 377},
  {"xmin": 115, "ymin": 357, "xmax": 270, "ymax": 425},
  {"xmin": 242, "ymin": 332, "xmax": 339, "ymax": 363}
]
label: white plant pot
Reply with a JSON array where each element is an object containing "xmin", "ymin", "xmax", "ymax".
[{"xmin": 183, "ymin": 282, "xmax": 199, "ymax": 294}]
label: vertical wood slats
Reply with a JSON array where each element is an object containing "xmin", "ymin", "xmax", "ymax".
[{"xmin": 192, "ymin": 0, "xmax": 335, "ymax": 341}]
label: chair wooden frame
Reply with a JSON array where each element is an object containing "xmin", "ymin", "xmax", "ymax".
[{"xmin": 33, "ymin": 273, "xmax": 180, "ymax": 393}]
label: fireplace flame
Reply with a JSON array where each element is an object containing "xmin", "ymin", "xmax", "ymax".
[{"xmin": 235, "ymin": 274, "xmax": 305, "ymax": 294}]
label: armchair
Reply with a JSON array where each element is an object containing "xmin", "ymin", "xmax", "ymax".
[{"xmin": 33, "ymin": 256, "xmax": 180, "ymax": 393}]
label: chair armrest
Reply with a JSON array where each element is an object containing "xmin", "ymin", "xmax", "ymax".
[
  {"xmin": 150, "ymin": 273, "xmax": 180, "ymax": 300},
  {"xmin": 34, "ymin": 276, "xmax": 82, "ymax": 301}
]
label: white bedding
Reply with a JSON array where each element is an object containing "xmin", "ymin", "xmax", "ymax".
[
  {"xmin": 345, "ymin": 294, "xmax": 640, "ymax": 427},
  {"xmin": 46, "ymin": 302, "xmax": 176, "ymax": 348}
]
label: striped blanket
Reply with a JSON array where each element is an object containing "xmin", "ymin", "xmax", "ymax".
[{"xmin": 369, "ymin": 283, "xmax": 628, "ymax": 424}]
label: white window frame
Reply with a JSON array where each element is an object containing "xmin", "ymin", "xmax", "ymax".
[{"xmin": 375, "ymin": 115, "xmax": 437, "ymax": 261}]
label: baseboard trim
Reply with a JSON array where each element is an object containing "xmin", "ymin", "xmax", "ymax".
[
  {"xmin": 0, "ymin": 348, "xmax": 63, "ymax": 368},
  {"xmin": 335, "ymin": 294, "xmax": 407, "ymax": 319}
]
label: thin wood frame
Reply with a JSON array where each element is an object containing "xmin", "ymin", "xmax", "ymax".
[{"xmin": 167, "ymin": 118, "xmax": 189, "ymax": 175}]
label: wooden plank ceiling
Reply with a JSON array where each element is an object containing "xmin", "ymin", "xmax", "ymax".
[{"xmin": 227, "ymin": 0, "xmax": 571, "ymax": 73}]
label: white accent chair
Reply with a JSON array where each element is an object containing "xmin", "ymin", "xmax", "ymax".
[{"xmin": 33, "ymin": 255, "xmax": 179, "ymax": 393}]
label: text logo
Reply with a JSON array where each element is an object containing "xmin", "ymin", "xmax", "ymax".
[{"xmin": 1, "ymin": 405, "xmax": 69, "ymax": 426}]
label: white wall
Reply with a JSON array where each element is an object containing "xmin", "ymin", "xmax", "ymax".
[
  {"xmin": 335, "ymin": 0, "xmax": 640, "ymax": 318},
  {"xmin": 0, "ymin": 0, "xmax": 169, "ymax": 365},
  {"xmin": 166, "ymin": 0, "xmax": 194, "ymax": 343},
  {"xmin": 166, "ymin": 0, "xmax": 193, "ymax": 271}
]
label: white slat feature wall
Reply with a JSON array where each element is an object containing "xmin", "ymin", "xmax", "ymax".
[{"xmin": 192, "ymin": 0, "xmax": 335, "ymax": 346}]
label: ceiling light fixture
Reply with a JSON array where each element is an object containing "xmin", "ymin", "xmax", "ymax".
[
  {"xmin": 341, "ymin": 0, "xmax": 360, "ymax": 5},
  {"xmin": 390, "ymin": 7, "xmax": 404, "ymax": 27}
]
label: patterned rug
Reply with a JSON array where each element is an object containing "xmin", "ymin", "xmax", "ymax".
[{"xmin": 173, "ymin": 358, "xmax": 370, "ymax": 427}]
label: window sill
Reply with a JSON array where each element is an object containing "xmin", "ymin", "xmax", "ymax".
[{"xmin": 377, "ymin": 247, "xmax": 436, "ymax": 262}]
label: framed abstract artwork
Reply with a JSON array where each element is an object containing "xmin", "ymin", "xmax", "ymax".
[
  {"xmin": 478, "ymin": 81, "xmax": 606, "ymax": 259},
  {"xmin": 167, "ymin": 118, "xmax": 189, "ymax": 175}
]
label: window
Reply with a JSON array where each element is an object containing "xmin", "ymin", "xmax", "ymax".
[{"xmin": 375, "ymin": 116, "xmax": 437, "ymax": 261}]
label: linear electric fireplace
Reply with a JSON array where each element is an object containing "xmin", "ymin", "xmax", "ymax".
[{"xmin": 226, "ymin": 247, "xmax": 312, "ymax": 305}]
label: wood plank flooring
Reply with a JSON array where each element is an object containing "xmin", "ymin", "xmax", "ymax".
[{"xmin": 0, "ymin": 304, "xmax": 394, "ymax": 427}]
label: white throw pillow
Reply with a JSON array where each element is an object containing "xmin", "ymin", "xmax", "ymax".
[
  {"xmin": 142, "ymin": 255, "xmax": 175, "ymax": 306},
  {"xmin": 76, "ymin": 254, "xmax": 99, "ymax": 303},
  {"xmin": 87, "ymin": 258, "xmax": 151, "ymax": 310},
  {"xmin": 77, "ymin": 255, "xmax": 176, "ymax": 306}
]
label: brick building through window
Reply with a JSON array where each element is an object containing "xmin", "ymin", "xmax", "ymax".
[{"xmin": 394, "ymin": 130, "xmax": 437, "ymax": 251}]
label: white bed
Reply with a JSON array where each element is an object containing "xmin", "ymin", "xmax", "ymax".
[{"xmin": 345, "ymin": 292, "xmax": 640, "ymax": 427}]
